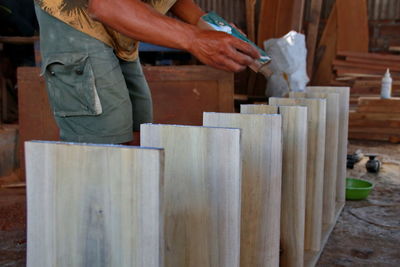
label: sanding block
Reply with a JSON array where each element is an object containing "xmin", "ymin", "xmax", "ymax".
[{"xmin": 198, "ymin": 11, "xmax": 272, "ymax": 77}]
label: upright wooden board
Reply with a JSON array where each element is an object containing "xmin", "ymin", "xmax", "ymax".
[
  {"xmin": 25, "ymin": 142, "xmax": 164, "ymax": 267},
  {"xmin": 290, "ymin": 92, "xmax": 340, "ymax": 225},
  {"xmin": 336, "ymin": 0, "xmax": 369, "ymax": 53},
  {"xmin": 269, "ymin": 98, "xmax": 326, "ymax": 252},
  {"xmin": 312, "ymin": 4, "xmax": 337, "ymax": 85},
  {"xmin": 257, "ymin": 0, "xmax": 305, "ymax": 46},
  {"xmin": 306, "ymin": 86, "xmax": 350, "ymax": 204},
  {"xmin": 141, "ymin": 125, "xmax": 242, "ymax": 267},
  {"xmin": 241, "ymin": 105, "xmax": 307, "ymax": 267},
  {"xmin": 306, "ymin": 0, "xmax": 324, "ymax": 77},
  {"xmin": 203, "ymin": 113, "xmax": 282, "ymax": 267}
]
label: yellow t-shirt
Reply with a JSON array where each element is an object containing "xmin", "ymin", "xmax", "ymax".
[{"xmin": 35, "ymin": 0, "xmax": 177, "ymax": 61}]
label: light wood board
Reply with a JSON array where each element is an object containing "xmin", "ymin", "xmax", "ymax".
[
  {"xmin": 269, "ymin": 98, "xmax": 326, "ymax": 252},
  {"xmin": 203, "ymin": 113, "xmax": 282, "ymax": 267},
  {"xmin": 306, "ymin": 86, "xmax": 350, "ymax": 204},
  {"xmin": 290, "ymin": 92, "xmax": 340, "ymax": 225},
  {"xmin": 26, "ymin": 141, "xmax": 164, "ymax": 267},
  {"xmin": 241, "ymin": 105, "xmax": 307, "ymax": 267},
  {"xmin": 141, "ymin": 124, "xmax": 242, "ymax": 267}
]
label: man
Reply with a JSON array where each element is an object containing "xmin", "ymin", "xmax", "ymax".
[{"xmin": 34, "ymin": 0, "xmax": 260, "ymax": 144}]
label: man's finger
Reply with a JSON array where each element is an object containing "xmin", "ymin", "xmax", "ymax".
[
  {"xmin": 216, "ymin": 56, "xmax": 247, "ymax": 72},
  {"xmin": 230, "ymin": 38, "xmax": 260, "ymax": 60},
  {"xmin": 225, "ymin": 46, "xmax": 254, "ymax": 66}
]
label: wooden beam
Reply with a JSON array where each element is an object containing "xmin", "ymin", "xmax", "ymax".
[
  {"xmin": 312, "ymin": 4, "xmax": 337, "ymax": 85},
  {"xmin": 306, "ymin": 0, "xmax": 324, "ymax": 77},
  {"xmin": 141, "ymin": 124, "xmax": 242, "ymax": 267},
  {"xmin": 26, "ymin": 142, "xmax": 164, "ymax": 267},
  {"xmin": 269, "ymin": 97, "xmax": 326, "ymax": 252},
  {"xmin": 245, "ymin": 0, "xmax": 257, "ymax": 42},
  {"xmin": 257, "ymin": 0, "xmax": 305, "ymax": 46},
  {"xmin": 203, "ymin": 113, "xmax": 282, "ymax": 267},
  {"xmin": 336, "ymin": 0, "xmax": 369, "ymax": 53},
  {"xmin": 241, "ymin": 104, "xmax": 307, "ymax": 267},
  {"xmin": 306, "ymin": 86, "xmax": 350, "ymax": 205}
]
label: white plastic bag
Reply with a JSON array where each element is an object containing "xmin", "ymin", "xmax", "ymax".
[{"xmin": 264, "ymin": 31, "xmax": 309, "ymax": 97}]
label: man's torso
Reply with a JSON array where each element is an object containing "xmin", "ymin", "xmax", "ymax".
[{"xmin": 35, "ymin": 0, "xmax": 177, "ymax": 61}]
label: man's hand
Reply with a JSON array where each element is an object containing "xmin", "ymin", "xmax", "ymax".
[
  {"xmin": 88, "ymin": 0, "xmax": 259, "ymax": 72},
  {"xmin": 190, "ymin": 30, "xmax": 260, "ymax": 72}
]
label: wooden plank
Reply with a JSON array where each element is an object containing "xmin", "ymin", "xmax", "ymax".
[
  {"xmin": 349, "ymin": 119, "xmax": 400, "ymax": 128},
  {"xmin": 337, "ymin": 51, "xmax": 400, "ymax": 62},
  {"xmin": 312, "ymin": 4, "xmax": 337, "ymax": 85},
  {"xmin": 0, "ymin": 36, "xmax": 39, "ymax": 44},
  {"xmin": 245, "ymin": 0, "xmax": 257, "ymax": 42},
  {"xmin": 336, "ymin": 0, "xmax": 369, "ymax": 53},
  {"xmin": 349, "ymin": 111, "xmax": 400, "ymax": 121},
  {"xmin": 290, "ymin": 92, "xmax": 340, "ymax": 226},
  {"xmin": 240, "ymin": 104, "xmax": 278, "ymax": 114},
  {"xmin": 306, "ymin": 86, "xmax": 350, "ymax": 205},
  {"xmin": 349, "ymin": 127, "xmax": 400, "ymax": 135},
  {"xmin": 257, "ymin": 0, "xmax": 305, "ymax": 46},
  {"xmin": 306, "ymin": 0, "xmax": 324, "ymax": 77},
  {"xmin": 358, "ymin": 97, "xmax": 400, "ymax": 106},
  {"xmin": 141, "ymin": 124, "xmax": 242, "ymax": 267},
  {"xmin": 333, "ymin": 59, "xmax": 400, "ymax": 72},
  {"xmin": 241, "ymin": 104, "xmax": 307, "ymax": 267},
  {"xmin": 357, "ymin": 106, "xmax": 400, "ymax": 113},
  {"xmin": 269, "ymin": 97, "xmax": 326, "ymax": 252},
  {"xmin": 26, "ymin": 142, "xmax": 164, "ymax": 267},
  {"xmin": 349, "ymin": 132, "xmax": 400, "ymax": 143},
  {"xmin": 344, "ymin": 57, "xmax": 400, "ymax": 69},
  {"xmin": 203, "ymin": 113, "xmax": 282, "ymax": 267}
]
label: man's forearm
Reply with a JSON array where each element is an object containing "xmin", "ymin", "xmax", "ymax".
[
  {"xmin": 170, "ymin": 0, "xmax": 205, "ymax": 25},
  {"xmin": 88, "ymin": 0, "xmax": 198, "ymax": 51},
  {"xmin": 88, "ymin": 0, "xmax": 260, "ymax": 73}
]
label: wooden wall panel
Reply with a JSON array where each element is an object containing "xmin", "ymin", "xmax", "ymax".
[
  {"xmin": 290, "ymin": 92, "xmax": 340, "ymax": 225},
  {"xmin": 26, "ymin": 142, "xmax": 164, "ymax": 267},
  {"xmin": 240, "ymin": 105, "xmax": 307, "ymax": 267},
  {"xmin": 257, "ymin": 0, "xmax": 306, "ymax": 46},
  {"xmin": 269, "ymin": 98, "xmax": 326, "ymax": 252},
  {"xmin": 203, "ymin": 113, "xmax": 282, "ymax": 267},
  {"xmin": 141, "ymin": 124, "xmax": 242, "ymax": 267},
  {"xmin": 17, "ymin": 66, "xmax": 234, "ymax": 180},
  {"xmin": 306, "ymin": 86, "xmax": 350, "ymax": 204}
]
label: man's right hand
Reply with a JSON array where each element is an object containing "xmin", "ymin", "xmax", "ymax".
[
  {"xmin": 189, "ymin": 30, "xmax": 261, "ymax": 73},
  {"xmin": 88, "ymin": 0, "xmax": 259, "ymax": 73}
]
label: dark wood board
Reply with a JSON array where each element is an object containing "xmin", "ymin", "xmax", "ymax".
[{"xmin": 17, "ymin": 66, "xmax": 234, "ymax": 180}]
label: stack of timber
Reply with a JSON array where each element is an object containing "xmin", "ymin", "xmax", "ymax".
[
  {"xmin": 349, "ymin": 97, "xmax": 400, "ymax": 143},
  {"xmin": 312, "ymin": 0, "xmax": 400, "ymax": 109}
]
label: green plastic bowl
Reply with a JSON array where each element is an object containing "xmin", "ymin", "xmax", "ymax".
[{"xmin": 346, "ymin": 178, "xmax": 374, "ymax": 200}]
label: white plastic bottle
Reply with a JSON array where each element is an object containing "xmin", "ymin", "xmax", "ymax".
[{"xmin": 381, "ymin": 69, "xmax": 392, "ymax": 99}]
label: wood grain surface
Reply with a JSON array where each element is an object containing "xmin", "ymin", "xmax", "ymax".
[
  {"xmin": 290, "ymin": 92, "xmax": 340, "ymax": 226},
  {"xmin": 26, "ymin": 142, "xmax": 164, "ymax": 267},
  {"xmin": 241, "ymin": 105, "xmax": 307, "ymax": 267},
  {"xmin": 141, "ymin": 124, "xmax": 242, "ymax": 267},
  {"xmin": 269, "ymin": 98, "xmax": 326, "ymax": 252},
  {"xmin": 306, "ymin": 86, "xmax": 350, "ymax": 205},
  {"xmin": 203, "ymin": 113, "xmax": 282, "ymax": 267},
  {"xmin": 336, "ymin": 0, "xmax": 369, "ymax": 53}
]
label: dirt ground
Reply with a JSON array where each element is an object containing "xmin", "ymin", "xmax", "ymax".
[
  {"xmin": 0, "ymin": 140, "xmax": 399, "ymax": 266},
  {"xmin": 318, "ymin": 140, "xmax": 400, "ymax": 266}
]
